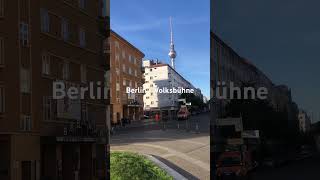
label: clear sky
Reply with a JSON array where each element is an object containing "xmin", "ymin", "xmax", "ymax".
[
  {"xmin": 111, "ymin": 0, "xmax": 210, "ymax": 98},
  {"xmin": 213, "ymin": 0, "xmax": 320, "ymax": 122}
]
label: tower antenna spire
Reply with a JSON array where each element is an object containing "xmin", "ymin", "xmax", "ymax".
[
  {"xmin": 170, "ymin": 16, "xmax": 174, "ymax": 45},
  {"xmin": 168, "ymin": 16, "xmax": 177, "ymax": 69}
]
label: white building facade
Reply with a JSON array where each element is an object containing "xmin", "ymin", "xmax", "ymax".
[
  {"xmin": 298, "ymin": 110, "xmax": 311, "ymax": 133},
  {"xmin": 143, "ymin": 59, "xmax": 200, "ymax": 111}
]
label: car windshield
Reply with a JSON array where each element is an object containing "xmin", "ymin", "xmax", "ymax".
[{"xmin": 220, "ymin": 157, "xmax": 241, "ymax": 167}]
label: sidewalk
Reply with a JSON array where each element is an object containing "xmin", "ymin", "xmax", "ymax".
[
  {"xmin": 111, "ymin": 129, "xmax": 210, "ymax": 179},
  {"xmin": 112, "ymin": 113, "xmax": 209, "ymax": 134}
]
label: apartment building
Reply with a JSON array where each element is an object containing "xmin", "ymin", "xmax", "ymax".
[
  {"xmin": 211, "ymin": 32, "xmax": 300, "ymax": 132},
  {"xmin": 0, "ymin": 0, "xmax": 110, "ymax": 179},
  {"xmin": 109, "ymin": 30, "xmax": 144, "ymax": 124},
  {"xmin": 142, "ymin": 59, "xmax": 202, "ymax": 117},
  {"xmin": 211, "ymin": 33, "xmax": 275, "ymax": 104},
  {"xmin": 299, "ymin": 110, "xmax": 311, "ymax": 133}
]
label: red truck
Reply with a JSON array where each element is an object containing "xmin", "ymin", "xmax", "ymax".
[
  {"xmin": 216, "ymin": 150, "xmax": 254, "ymax": 180},
  {"xmin": 177, "ymin": 106, "xmax": 190, "ymax": 120}
]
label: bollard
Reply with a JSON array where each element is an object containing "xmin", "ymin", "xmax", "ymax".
[
  {"xmin": 185, "ymin": 120, "xmax": 189, "ymax": 132},
  {"xmin": 195, "ymin": 123, "xmax": 199, "ymax": 134}
]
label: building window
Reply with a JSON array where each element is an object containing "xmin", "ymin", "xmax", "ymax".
[
  {"xmin": 20, "ymin": 68, "xmax": 30, "ymax": 93},
  {"xmin": 129, "ymin": 81, "xmax": 132, "ymax": 88},
  {"xmin": 109, "ymin": 72, "xmax": 112, "ymax": 83},
  {"xmin": 62, "ymin": 62, "xmax": 70, "ymax": 80},
  {"xmin": 116, "ymin": 83, "xmax": 120, "ymax": 91},
  {"xmin": 115, "ymin": 54, "xmax": 119, "ymax": 61},
  {"xmin": 40, "ymin": 8, "xmax": 50, "ymax": 33},
  {"xmin": 0, "ymin": 86, "xmax": 4, "ymax": 113},
  {"xmin": 151, "ymin": 101, "xmax": 154, "ymax": 105},
  {"xmin": 19, "ymin": 22, "xmax": 29, "ymax": 46},
  {"xmin": 128, "ymin": 67, "xmax": 132, "ymax": 75},
  {"xmin": 134, "ymin": 70, "xmax": 137, "ymax": 77},
  {"xmin": 43, "ymin": 97, "xmax": 52, "ymax": 121},
  {"xmin": 116, "ymin": 68, "xmax": 120, "ymax": 76},
  {"xmin": 135, "ymin": 82, "xmax": 138, "ymax": 88},
  {"xmin": 133, "ymin": 57, "xmax": 136, "ymax": 64},
  {"xmin": 146, "ymin": 97, "xmax": 149, "ymax": 99},
  {"xmin": 150, "ymin": 76, "xmax": 153, "ymax": 80},
  {"xmin": 0, "ymin": 0, "xmax": 4, "ymax": 17},
  {"xmin": 115, "ymin": 41, "xmax": 119, "ymax": 49},
  {"xmin": 78, "ymin": 0, "xmax": 86, "ymax": 10},
  {"xmin": 81, "ymin": 64, "xmax": 87, "ymax": 83},
  {"xmin": 20, "ymin": 115, "xmax": 32, "ymax": 131},
  {"xmin": 122, "ymin": 64, "xmax": 126, "ymax": 72},
  {"xmin": 42, "ymin": 52, "xmax": 50, "ymax": 75},
  {"xmin": 123, "ymin": 79, "xmax": 126, "ymax": 86},
  {"xmin": 99, "ymin": 0, "xmax": 107, "ymax": 17},
  {"xmin": 122, "ymin": 50, "xmax": 125, "ymax": 59},
  {"xmin": 61, "ymin": 18, "xmax": 69, "ymax": 41},
  {"xmin": 0, "ymin": 37, "xmax": 3, "ymax": 65},
  {"xmin": 128, "ymin": 55, "xmax": 132, "ymax": 62},
  {"xmin": 79, "ymin": 27, "xmax": 86, "ymax": 48}
]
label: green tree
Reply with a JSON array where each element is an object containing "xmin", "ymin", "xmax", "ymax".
[{"xmin": 179, "ymin": 93, "xmax": 205, "ymax": 111}]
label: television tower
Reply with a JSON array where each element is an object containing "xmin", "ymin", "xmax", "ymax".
[{"xmin": 168, "ymin": 17, "xmax": 177, "ymax": 69}]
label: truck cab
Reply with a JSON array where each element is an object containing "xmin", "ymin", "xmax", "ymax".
[
  {"xmin": 177, "ymin": 106, "xmax": 190, "ymax": 120},
  {"xmin": 216, "ymin": 150, "xmax": 253, "ymax": 180}
]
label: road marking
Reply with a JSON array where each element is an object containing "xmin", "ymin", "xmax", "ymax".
[{"xmin": 185, "ymin": 144, "xmax": 210, "ymax": 154}]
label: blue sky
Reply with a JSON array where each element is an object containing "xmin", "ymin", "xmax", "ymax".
[
  {"xmin": 213, "ymin": 0, "xmax": 320, "ymax": 122},
  {"xmin": 111, "ymin": 0, "xmax": 210, "ymax": 98}
]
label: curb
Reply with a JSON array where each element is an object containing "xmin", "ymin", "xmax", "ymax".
[{"xmin": 146, "ymin": 154, "xmax": 188, "ymax": 180}]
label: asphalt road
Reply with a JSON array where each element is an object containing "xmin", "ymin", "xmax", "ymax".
[
  {"xmin": 111, "ymin": 113, "xmax": 211, "ymax": 180},
  {"xmin": 112, "ymin": 112, "xmax": 210, "ymax": 134},
  {"xmin": 251, "ymin": 154, "xmax": 320, "ymax": 180}
]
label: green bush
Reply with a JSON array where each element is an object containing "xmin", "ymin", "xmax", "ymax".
[{"xmin": 110, "ymin": 151, "xmax": 173, "ymax": 180}]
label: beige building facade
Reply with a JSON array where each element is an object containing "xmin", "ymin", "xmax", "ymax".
[
  {"xmin": 109, "ymin": 31, "xmax": 144, "ymax": 124},
  {"xmin": 0, "ymin": 0, "xmax": 110, "ymax": 179}
]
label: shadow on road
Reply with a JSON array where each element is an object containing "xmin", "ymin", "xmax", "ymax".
[
  {"xmin": 111, "ymin": 130, "xmax": 209, "ymax": 145},
  {"xmin": 153, "ymin": 155, "xmax": 200, "ymax": 180}
]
